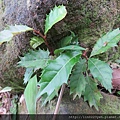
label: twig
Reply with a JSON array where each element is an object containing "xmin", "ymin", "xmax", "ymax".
[
  {"xmin": 33, "ymin": 29, "xmax": 46, "ymax": 40},
  {"xmin": 33, "ymin": 29, "xmax": 54, "ymax": 55},
  {"xmin": 52, "ymin": 83, "xmax": 66, "ymax": 120},
  {"xmin": 82, "ymin": 48, "xmax": 89, "ymax": 61}
]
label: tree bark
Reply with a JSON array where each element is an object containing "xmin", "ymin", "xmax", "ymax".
[{"xmin": 0, "ymin": 0, "xmax": 120, "ymax": 91}]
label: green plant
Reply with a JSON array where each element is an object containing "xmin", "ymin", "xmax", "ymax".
[{"xmin": 0, "ymin": 5, "xmax": 120, "ymax": 115}]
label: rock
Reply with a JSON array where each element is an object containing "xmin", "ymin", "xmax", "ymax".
[{"xmin": 18, "ymin": 89, "xmax": 120, "ymax": 114}]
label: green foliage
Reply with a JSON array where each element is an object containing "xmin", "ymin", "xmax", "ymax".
[
  {"xmin": 90, "ymin": 28, "xmax": 120, "ymax": 57},
  {"xmin": 39, "ymin": 87, "xmax": 60, "ymax": 106},
  {"xmin": 10, "ymin": 95, "xmax": 18, "ymax": 115},
  {"xmin": 57, "ymin": 34, "xmax": 73, "ymax": 48},
  {"xmin": 23, "ymin": 68, "xmax": 34, "ymax": 84},
  {"xmin": 0, "ymin": 30, "xmax": 13, "ymax": 44},
  {"xmin": 30, "ymin": 36, "xmax": 44, "ymax": 49},
  {"xmin": 1, "ymin": 5, "xmax": 120, "ymax": 114},
  {"xmin": 88, "ymin": 58, "xmax": 113, "ymax": 92},
  {"xmin": 54, "ymin": 45, "xmax": 85, "ymax": 55},
  {"xmin": 7, "ymin": 25, "xmax": 33, "ymax": 35},
  {"xmin": 45, "ymin": 5, "xmax": 67, "ymax": 35},
  {"xmin": 37, "ymin": 51, "xmax": 82, "ymax": 104},
  {"xmin": 24, "ymin": 76, "xmax": 37, "ymax": 114},
  {"xmin": 70, "ymin": 59, "xmax": 87, "ymax": 99},
  {"xmin": 117, "ymin": 91, "xmax": 120, "ymax": 95},
  {"xmin": 18, "ymin": 49, "xmax": 50, "ymax": 69},
  {"xmin": 18, "ymin": 49, "xmax": 50, "ymax": 85},
  {"xmin": 83, "ymin": 76, "xmax": 103, "ymax": 110},
  {"xmin": 57, "ymin": 31, "xmax": 77, "ymax": 48},
  {"xmin": 0, "ymin": 25, "xmax": 33, "ymax": 45},
  {"xmin": 0, "ymin": 87, "xmax": 13, "ymax": 93}
]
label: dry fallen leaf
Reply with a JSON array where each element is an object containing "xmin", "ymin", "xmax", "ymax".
[{"xmin": 112, "ymin": 68, "xmax": 120, "ymax": 90}]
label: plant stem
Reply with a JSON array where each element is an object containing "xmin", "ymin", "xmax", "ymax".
[
  {"xmin": 33, "ymin": 29, "xmax": 54, "ymax": 55},
  {"xmin": 52, "ymin": 83, "xmax": 66, "ymax": 120},
  {"xmin": 33, "ymin": 29, "xmax": 46, "ymax": 40},
  {"xmin": 82, "ymin": 48, "xmax": 89, "ymax": 61}
]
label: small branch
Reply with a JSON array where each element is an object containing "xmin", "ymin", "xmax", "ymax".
[
  {"xmin": 33, "ymin": 29, "xmax": 54, "ymax": 55},
  {"xmin": 82, "ymin": 48, "xmax": 89, "ymax": 61},
  {"xmin": 33, "ymin": 29, "xmax": 46, "ymax": 40},
  {"xmin": 54, "ymin": 83, "xmax": 66, "ymax": 114},
  {"xmin": 52, "ymin": 83, "xmax": 66, "ymax": 120}
]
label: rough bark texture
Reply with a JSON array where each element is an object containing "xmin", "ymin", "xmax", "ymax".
[{"xmin": 0, "ymin": 1, "xmax": 120, "ymax": 88}]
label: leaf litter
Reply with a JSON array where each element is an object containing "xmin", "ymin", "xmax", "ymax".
[{"xmin": 0, "ymin": 92, "xmax": 11, "ymax": 114}]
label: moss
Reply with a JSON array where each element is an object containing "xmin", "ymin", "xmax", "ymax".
[
  {"xmin": 100, "ymin": 93, "xmax": 120, "ymax": 114},
  {"xmin": 77, "ymin": 1, "xmax": 116, "ymax": 45},
  {"xmin": 68, "ymin": 0, "xmax": 120, "ymax": 61},
  {"xmin": 0, "ymin": 34, "xmax": 31, "ymax": 90}
]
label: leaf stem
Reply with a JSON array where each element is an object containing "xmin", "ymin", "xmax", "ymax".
[
  {"xmin": 52, "ymin": 83, "xmax": 66, "ymax": 120},
  {"xmin": 82, "ymin": 48, "xmax": 89, "ymax": 61},
  {"xmin": 33, "ymin": 29, "xmax": 54, "ymax": 55},
  {"xmin": 33, "ymin": 29, "xmax": 46, "ymax": 40}
]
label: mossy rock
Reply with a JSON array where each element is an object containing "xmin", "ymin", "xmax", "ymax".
[{"xmin": 18, "ymin": 89, "xmax": 120, "ymax": 114}]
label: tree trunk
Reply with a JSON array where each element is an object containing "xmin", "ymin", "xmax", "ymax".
[{"xmin": 0, "ymin": 0, "xmax": 120, "ymax": 91}]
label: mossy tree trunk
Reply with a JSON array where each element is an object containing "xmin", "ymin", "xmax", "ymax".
[{"xmin": 0, "ymin": 0, "xmax": 120, "ymax": 91}]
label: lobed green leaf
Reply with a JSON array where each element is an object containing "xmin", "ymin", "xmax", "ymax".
[
  {"xmin": 54, "ymin": 45, "xmax": 85, "ymax": 55},
  {"xmin": 70, "ymin": 59, "xmax": 87, "ymax": 99},
  {"xmin": 18, "ymin": 49, "xmax": 50, "ymax": 69},
  {"xmin": 45, "ymin": 5, "xmax": 67, "ymax": 35},
  {"xmin": 37, "ymin": 51, "xmax": 82, "ymax": 103},
  {"xmin": 40, "ymin": 87, "xmax": 60, "ymax": 106},
  {"xmin": 90, "ymin": 28, "xmax": 120, "ymax": 57},
  {"xmin": 83, "ymin": 76, "xmax": 103, "ymax": 110},
  {"xmin": 88, "ymin": 58, "xmax": 113, "ymax": 92},
  {"xmin": 23, "ymin": 68, "xmax": 34, "ymax": 84}
]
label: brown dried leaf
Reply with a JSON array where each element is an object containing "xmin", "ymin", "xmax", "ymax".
[{"xmin": 112, "ymin": 68, "xmax": 120, "ymax": 90}]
